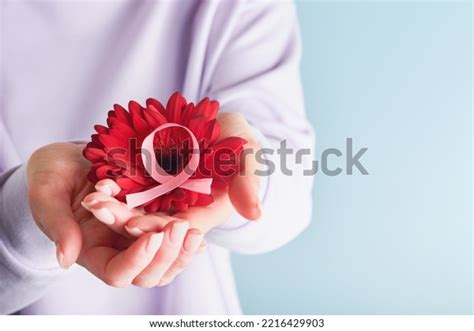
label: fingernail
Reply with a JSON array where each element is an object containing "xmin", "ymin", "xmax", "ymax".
[
  {"xmin": 56, "ymin": 244, "xmax": 68, "ymax": 270},
  {"xmin": 146, "ymin": 233, "xmax": 164, "ymax": 253},
  {"xmin": 91, "ymin": 207, "xmax": 115, "ymax": 225},
  {"xmin": 158, "ymin": 278, "xmax": 172, "ymax": 287},
  {"xmin": 170, "ymin": 221, "xmax": 189, "ymax": 244},
  {"xmin": 197, "ymin": 241, "xmax": 207, "ymax": 254},
  {"xmin": 125, "ymin": 225, "xmax": 146, "ymax": 237},
  {"xmin": 184, "ymin": 231, "xmax": 203, "ymax": 253},
  {"xmin": 96, "ymin": 184, "xmax": 112, "ymax": 196},
  {"xmin": 81, "ymin": 199, "xmax": 98, "ymax": 211}
]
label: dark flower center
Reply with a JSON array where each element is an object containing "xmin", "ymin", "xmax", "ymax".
[{"xmin": 154, "ymin": 139, "xmax": 192, "ymax": 175}]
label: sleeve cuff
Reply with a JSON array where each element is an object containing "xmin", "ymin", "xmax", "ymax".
[{"xmin": 0, "ymin": 164, "xmax": 59, "ymax": 271}]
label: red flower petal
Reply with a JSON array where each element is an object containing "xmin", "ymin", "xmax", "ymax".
[
  {"xmin": 107, "ymin": 117, "xmax": 136, "ymax": 138},
  {"xmin": 195, "ymin": 194, "xmax": 214, "ymax": 206},
  {"xmin": 144, "ymin": 197, "xmax": 161, "ymax": 213},
  {"xmin": 90, "ymin": 134, "xmax": 102, "ymax": 147},
  {"xmin": 161, "ymin": 194, "xmax": 172, "ymax": 211},
  {"xmin": 116, "ymin": 177, "xmax": 143, "ymax": 192},
  {"xmin": 194, "ymin": 98, "xmax": 219, "ymax": 120},
  {"xmin": 207, "ymin": 100, "xmax": 219, "ymax": 119},
  {"xmin": 113, "ymin": 104, "xmax": 131, "ymax": 123},
  {"xmin": 174, "ymin": 201, "xmax": 188, "ymax": 212},
  {"xmin": 128, "ymin": 100, "xmax": 142, "ymax": 117},
  {"xmin": 83, "ymin": 93, "xmax": 245, "ymax": 212},
  {"xmin": 143, "ymin": 107, "xmax": 167, "ymax": 129},
  {"xmin": 98, "ymin": 133, "xmax": 128, "ymax": 149},
  {"xmin": 146, "ymin": 98, "xmax": 166, "ymax": 115},
  {"xmin": 203, "ymin": 119, "xmax": 221, "ymax": 147},
  {"xmin": 166, "ymin": 91, "xmax": 186, "ymax": 123},
  {"xmin": 171, "ymin": 188, "xmax": 186, "ymax": 200},
  {"xmin": 94, "ymin": 125, "xmax": 109, "ymax": 134},
  {"xmin": 132, "ymin": 112, "xmax": 151, "ymax": 136},
  {"xmin": 83, "ymin": 147, "xmax": 106, "ymax": 162},
  {"xmin": 87, "ymin": 170, "xmax": 98, "ymax": 183},
  {"xmin": 129, "ymin": 101, "xmax": 151, "ymax": 134},
  {"xmin": 95, "ymin": 164, "xmax": 117, "ymax": 179},
  {"xmin": 187, "ymin": 115, "xmax": 209, "ymax": 141},
  {"xmin": 187, "ymin": 191, "xmax": 199, "ymax": 205}
]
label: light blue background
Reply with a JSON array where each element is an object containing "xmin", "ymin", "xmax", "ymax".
[{"xmin": 232, "ymin": 1, "xmax": 472, "ymax": 314}]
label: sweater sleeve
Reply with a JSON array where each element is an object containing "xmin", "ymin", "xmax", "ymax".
[
  {"xmin": 204, "ymin": 0, "xmax": 315, "ymax": 254},
  {"xmin": 0, "ymin": 127, "xmax": 61, "ymax": 314}
]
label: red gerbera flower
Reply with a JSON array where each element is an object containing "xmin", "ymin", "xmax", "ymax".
[{"xmin": 83, "ymin": 92, "xmax": 247, "ymax": 213}]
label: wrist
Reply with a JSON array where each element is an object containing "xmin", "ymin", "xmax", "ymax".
[{"xmin": 0, "ymin": 164, "xmax": 59, "ymax": 270}]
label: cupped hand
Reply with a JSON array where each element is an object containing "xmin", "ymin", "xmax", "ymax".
[
  {"xmin": 218, "ymin": 111, "xmax": 262, "ymax": 220},
  {"xmin": 27, "ymin": 143, "xmax": 204, "ymax": 288},
  {"xmin": 82, "ymin": 111, "xmax": 263, "ymax": 286},
  {"xmin": 82, "ymin": 178, "xmax": 232, "ymax": 287}
]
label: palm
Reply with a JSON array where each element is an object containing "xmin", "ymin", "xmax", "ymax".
[
  {"xmin": 28, "ymin": 143, "xmax": 136, "ymax": 279},
  {"xmin": 28, "ymin": 110, "xmax": 261, "ymax": 287},
  {"xmin": 69, "ymin": 174, "xmax": 135, "ymax": 274}
]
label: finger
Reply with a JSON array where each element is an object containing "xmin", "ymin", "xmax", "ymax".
[
  {"xmin": 80, "ymin": 232, "xmax": 164, "ymax": 287},
  {"xmin": 95, "ymin": 179, "xmax": 121, "ymax": 197},
  {"xmin": 29, "ymin": 183, "xmax": 82, "ymax": 269},
  {"xmin": 90, "ymin": 200, "xmax": 142, "ymax": 235},
  {"xmin": 125, "ymin": 214, "xmax": 174, "ymax": 237},
  {"xmin": 158, "ymin": 229, "xmax": 204, "ymax": 286},
  {"xmin": 125, "ymin": 189, "xmax": 232, "ymax": 235},
  {"xmin": 229, "ymin": 138, "xmax": 262, "ymax": 220},
  {"xmin": 81, "ymin": 191, "xmax": 116, "ymax": 211},
  {"xmin": 133, "ymin": 221, "xmax": 189, "ymax": 288}
]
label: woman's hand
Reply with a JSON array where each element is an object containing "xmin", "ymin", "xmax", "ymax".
[
  {"xmin": 82, "ymin": 178, "xmax": 232, "ymax": 287},
  {"xmin": 83, "ymin": 111, "xmax": 263, "ymax": 286},
  {"xmin": 27, "ymin": 143, "xmax": 204, "ymax": 288},
  {"xmin": 218, "ymin": 111, "xmax": 262, "ymax": 220}
]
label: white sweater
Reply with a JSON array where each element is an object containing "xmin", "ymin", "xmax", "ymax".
[{"xmin": 0, "ymin": 0, "xmax": 314, "ymax": 314}]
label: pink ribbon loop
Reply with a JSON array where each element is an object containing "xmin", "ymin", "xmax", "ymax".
[{"xmin": 125, "ymin": 123, "xmax": 212, "ymax": 209}]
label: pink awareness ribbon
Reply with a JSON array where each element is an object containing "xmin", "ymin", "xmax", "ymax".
[{"xmin": 125, "ymin": 123, "xmax": 213, "ymax": 209}]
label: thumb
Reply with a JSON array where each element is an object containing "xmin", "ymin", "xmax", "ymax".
[
  {"xmin": 228, "ymin": 139, "xmax": 262, "ymax": 221},
  {"xmin": 29, "ymin": 183, "xmax": 83, "ymax": 269}
]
